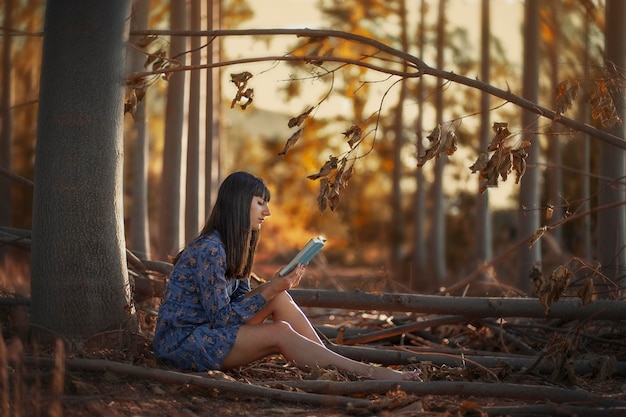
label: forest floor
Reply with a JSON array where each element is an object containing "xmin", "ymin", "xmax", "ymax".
[{"xmin": 1, "ymin": 261, "xmax": 626, "ymax": 416}]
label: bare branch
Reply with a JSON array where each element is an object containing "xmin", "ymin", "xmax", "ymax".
[{"xmin": 129, "ymin": 28, "xmax": 626, "ymax": 150}]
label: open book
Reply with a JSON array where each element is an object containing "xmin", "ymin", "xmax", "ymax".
[{"xmin": 278, "ymin": 236, "xmax": 327, "ymax": 276}]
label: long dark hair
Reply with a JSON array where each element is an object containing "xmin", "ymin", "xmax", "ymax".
[{"xmin": 175, "ymin": 171, "xmax": 270, "ymax": 279}]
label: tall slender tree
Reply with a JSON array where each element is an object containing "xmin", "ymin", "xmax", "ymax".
[
  {"xmin": 545, "ymin": 2, "xmax": 563, "ymax": 247},
  {"xmin": 517, "ymin": 0, "xmax": 541, "ymax": 292},
  {"xmin": 0, "ymin": 0, "xmax": 14, "ymax": 233},
  {"xmin": 391, "ymin": 0, "xmax": 409, "ymax": 284},
  {"xmin": 205, "ymin": 0, "xmax": 222, "ymax": 214},
  {"xmin": 412, "ymin": 0, "xmax": 428, "ymax": 289},
  {"xmin": 476, "ymin": 0, "xmax": 492, "ymax": 268},
  {"xmin": 432, "ymin": 0, "xmax": 447, "ymax": 283},
  {"xmin": 158, "ymin": 0, "xmax": 188, "ymax": 260},
  {"xmin": 31, "ymin": 0, "xmax": 133, "ymax": 337},
  {"xmin": 127, "ymin": 0, "xmax": 151, "ymax": 258},
  {"xmin": 597, "ymin": 0, "xmax": 626, "ymax": 291},
  {"xmin": 185, "ymin": 0, "xmax": 206, "ymax": 242}
]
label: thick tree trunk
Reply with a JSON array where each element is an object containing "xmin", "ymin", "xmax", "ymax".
[{"xmin": 31, "ymin": 0, "xmax": 133, "ymax": 337}]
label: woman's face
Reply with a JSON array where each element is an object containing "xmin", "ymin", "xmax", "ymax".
[{"xmin": 249, "ymin": 196, "xmax": 271, "ymax": 230}]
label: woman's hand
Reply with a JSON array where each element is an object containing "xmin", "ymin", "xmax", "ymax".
[{"xmin": 259, "ymin": 264, "xmax": 305, "ymax": 300}]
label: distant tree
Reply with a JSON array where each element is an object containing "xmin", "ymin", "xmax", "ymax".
[
  {"xmin": 597, "ymin": 0, "xmax": 626, "ymax": 291},
  {"xmin": 411, "ymin": 0, "xmax": 428, "ymax": 289},
  {"xmin": 431, "ymin": 0, "xmax": 448, "ymax": 284},
  {"xmin": 517, "ymin": 0, "xmax": 541, "ymax": 292},
  {"xmin": 158, "ymin": 0, "xmax": 188, "ymax": 260},
  {"xmin": 0, "ymin": 0, "xmax": 14, "ymax": 234},
  {"xmin": 185, "ymin": 0, "xmax": 206, "ymax": 242},
  {"xmin": 31, "ymin": 0, "xmax": 133, "ymax": 337},
  {"xmin": 127, "ymin": 0, "xmax": 151, "ymax": 258},
  {"xmin": 476, "ymin": 0, "xmax": 492, "ymax": 269},
  {"xmin": 205, "ymin": 0, "xmax": 223, "ymax": 214},
  {"xmin": 391, "ymin": 0, "xmax": 409, "ymax": 284}
]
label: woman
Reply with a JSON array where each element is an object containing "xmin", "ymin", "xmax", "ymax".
[{"xmin": 153, "ymin": 171, "xmax": 418, "ymax": 380}]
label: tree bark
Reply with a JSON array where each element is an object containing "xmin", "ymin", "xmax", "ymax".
[
  {"xmin": 184, "ymin": 0, "xmax": 206, "ymax": 243},
  {"xmin": 476, "ymin": 0, "xmax": 492, "ymax": 266},
  {"xmin": 31, "ymin": 0, "xmax": 133, "ymax": 337},
  {"xmin": 517, "ymin": 0, "xmax": 541, "ymax": 292},
  {"xmin": 431, "ymin": 0, "xmax": 447, "ymax": 284},
  {"xmin": 205, "ymin": 0, "xmax": 222, "ymax": 214},
  {"xmin": 158, "ymin": 0, "xmax": 188, "ymax": 260},
  {"xmin": 127, "ymin": 0, "xmax": 151, "ymax": 258},
  {"xmin": 0, "ymin": 0, "xmax": 14, "ymax": 244},
  {"xmin": 597, "ymin": 0, "xmax": 626, "ymax": 290},
  {"xmin": 289, "ymin": 289, "xmax": 626, "ymax": 320}
]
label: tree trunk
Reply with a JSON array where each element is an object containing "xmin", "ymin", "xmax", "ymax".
[
  {"xmin": 517, "ymin": 0, "xmax": 541, "ymax": 292},
  {"xmin": 412, "ymin": 0, "xmax": 428, "ymax": 289},
  {"xmin": 185, "ymin": 0, "xmax": 206, "ymax": 242},
  {"xmin": 31, "ymin": 0, "xmax": 133, "ymax": 337},
  {"xmin": 476, "ymin": 0, "xmax": 492, "ymax": 267},
  {"xmin": 597, "ymin": 0, "xmax": 626, "ymax": 291},
  {"xmin": 158, "ymin": 0, "xmax": 188, "ymax": 260},
  {"xmin": 0, "ymin": 0, "xmax": 14, "ymax": 234},
  {"xmin": 127, "ymin": 0, "xmax": 151, "ymax": 258},
  {"xmin": 546, "ymin": 2, "xmax": 563, "ymax": 247},
  {"xmin": 205, "ymin": 0, "xmax": 222, "ymax": 214},
  {"xmin": 391, "ymin": 0, "xmax": 408, "ymax": 284},
  {"xmin": 289, "ymin": 289, "xmax": 626, "ymax": 320},
  {"xmin": 431, "ymin": 0, "xmax": 447, "ymax": 283}
]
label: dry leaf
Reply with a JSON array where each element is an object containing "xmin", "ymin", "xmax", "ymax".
[
  {"xmin": 555, "ymin": 79, "xmax": 580, "ymax": 119},
  {"xmin": 277, "ymin": 128, "xmax": 303, "ymax": 156},
  {"xmin": 288, "ymin": 107, "xmax": 314, "ymax": 128},
  {"xmin": 529, "ymin": 226, "xmax": 547, "ymax": 249},
  {"xmin": 307, "ymin": 156, "xmax": 338, "ymax": 180},
  {"xmin": 343, "ymin": 125, "xmax": 363, "ymax": 148}
]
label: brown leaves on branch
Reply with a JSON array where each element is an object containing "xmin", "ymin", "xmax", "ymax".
[
  {"xmin": 306, "ymin": 126, "xmax": 362, "ymax": 212},
  {"xmin": 277, "ymin": 109, "xmax": 363, "ymax": 212},
  {"xmin": 469, "ymin": 122, "xmax": 530, "ymax": 194},
  {"xmin": 416, "ymin": 124, "xmax": 458, "ymax": 167},
  {"xmin": 277, "ymin": 107, "xmax": 314, "ymax": 156},
  {"xmin": 554, "ymin": 79, "xmax": 580, "ymax": 120},
  {"xmin": 230, "ymin": 71, "xmax": 254, "ymax": 110},
  {"xmin": 125, "ymin": 35, "xmax": 179, "ymax": 116},
  {"xmin": 311, "ymin": 157, "xmax": 354, "ymax": 213},
  {"xmin": 589, "ymin": 62, "xmax": 625, "ymax": 128}
]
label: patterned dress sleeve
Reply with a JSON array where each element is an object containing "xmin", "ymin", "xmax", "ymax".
[{"xmin": 193, "ymin": 237, "xmax": 266, "ymax": 328}]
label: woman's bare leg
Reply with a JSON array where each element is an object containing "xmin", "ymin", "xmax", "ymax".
[
  {"xmin": 247, "ymin": 291, "xmax": 323, "ymax": 345},
  {"xmin": 222, "ymin": 321, "xmax": 413, "ymax": 380}
]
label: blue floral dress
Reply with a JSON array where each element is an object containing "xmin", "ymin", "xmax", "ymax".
[{"xmin": 152, "ymin": 231, "xmax": 267, "ymax": 371}]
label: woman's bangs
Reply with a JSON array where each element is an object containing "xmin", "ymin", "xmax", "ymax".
[{"xmin": 253, "ymin": 181, "xmax": 271, "ymax": 202}]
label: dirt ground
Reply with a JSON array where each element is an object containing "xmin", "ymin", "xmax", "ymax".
[
  {"xmin": 2, "ymin": 262, "xmax": 626, "ymax": 416},
  {"xmin": 5, "ymin": 311, "xmax": 626, "ymax": 417}
]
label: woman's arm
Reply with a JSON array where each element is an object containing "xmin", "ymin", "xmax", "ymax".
[
  {"xmin": 245, "ymin": 264, "xmax": 305, "ymax": 301},
  {"xmin": 192, "ymin": 239, "xmax": 267, "ymax": 327}
]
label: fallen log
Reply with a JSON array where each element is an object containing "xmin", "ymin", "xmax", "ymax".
[
  {"xmin": 326, "ymin": 344, "xmax": 626, "ymax": 377},
  {"xmin": 276, "ymin": 378, "xmax": 626, "ymax": 407},
  {"xmin": 289, "ymin": 289, "xmax": 626, "ymax": 320}
]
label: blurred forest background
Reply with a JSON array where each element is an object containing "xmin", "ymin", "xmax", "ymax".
[{"xmin": 1, "ymin": 0, "xmax": 624, "ymax": 297}]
